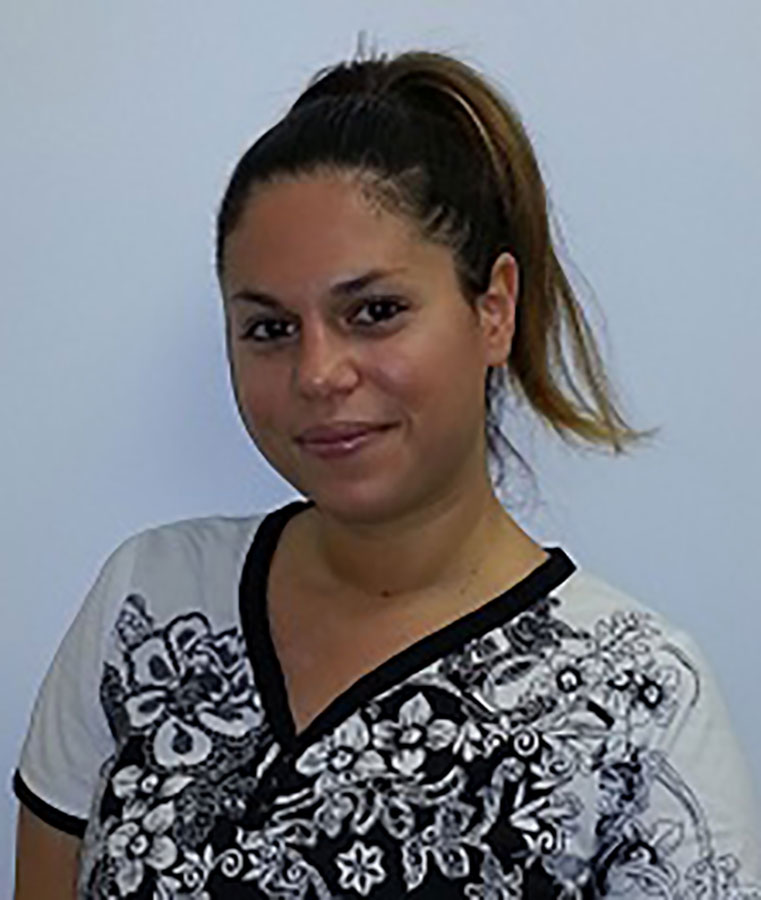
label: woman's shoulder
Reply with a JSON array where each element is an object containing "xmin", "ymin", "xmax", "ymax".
[
  {"xmin": 549, "ymin": 561, "xmax": 702, "ymax": 654},
  {"xmin": 124, "ymin": 508, "xmax": 268, "ymax": 561},
  {"xmin": 109, "ymin": 508, "xmax": 272, "ymax": 582},
  {"xmin": 82, "ymin": 508, "xmax": 272, "ymax": 633},
  {"xmin": 529, "ymin": 559, "xmax": 725, "ymax": 722}
]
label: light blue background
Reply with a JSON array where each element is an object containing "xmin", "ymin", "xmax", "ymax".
[{"xmin": 2, "ymin": 0, "xmax": 759, "ymax": 888}]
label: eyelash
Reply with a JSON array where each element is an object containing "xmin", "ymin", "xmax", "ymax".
[{"xmin": 238, "ymin": 296, "xmax": 408, "ymax": 344}]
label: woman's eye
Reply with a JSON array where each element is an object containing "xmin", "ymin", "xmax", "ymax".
[
  {"xmin": 239, "ymin": 318, "xmax": 294, "ymax": 343},
  {"xmin": 351, "ymin": 297, "xmax": 406, "ymax": 327},
  {"xmin": 238, "ymin": 297, "xmax": 406, "ymax": 344}
]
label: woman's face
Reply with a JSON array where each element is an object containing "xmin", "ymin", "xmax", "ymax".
[{"xmin": 220, "ymin": 172, "xmax": 515, "ymax": 522}]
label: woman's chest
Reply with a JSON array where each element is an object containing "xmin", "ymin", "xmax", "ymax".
[
  {"xmin": 87, "ymin": 645, "xmax": 599, "ymax": 900},
  {"xmin": 264, "ymin": 510, "xmax": 554, "ymax": 737},
  {"xmin": 266, "ymin": 557, "xmax": 485, "ymax": 735},
  {"xmin": 266, "ymin": 584, "xmax": 421, "ymax": 735},
  {"xmin": 83, "ymin": 587, "xmax": 604, "ymax": 898}
]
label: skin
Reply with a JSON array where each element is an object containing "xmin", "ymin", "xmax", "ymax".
[
  {"xmin": 221, "ymin": 169, "xmax": 547, "ymax": 608},
  {"xmin": 15, "ymin": 805, "xmax": 79, "ymax": 898}
]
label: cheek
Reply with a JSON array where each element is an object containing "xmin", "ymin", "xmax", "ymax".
[
  {"xmin": 365, "ymin": 344, "xmax": 425, "ymax": 416},
  {"xmin": 250, "ymin": 387, "xmax": 284, "ymax": 425},
  {"xmin": 233, "ymin": 361, "xmax": 285, "ymax": 433},
  {"xmin": 370, "ymin": 331, "xmax": 471, "ymax": 424}
]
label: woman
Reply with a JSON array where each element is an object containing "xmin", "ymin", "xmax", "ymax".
[{"xmin": 14, "ymin": 45, "xmax": 760, "ymax": 898}]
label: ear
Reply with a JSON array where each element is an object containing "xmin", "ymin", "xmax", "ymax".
[{"xmin": 476, "ymin": 251, "xmax": 519, "ymax": 365}]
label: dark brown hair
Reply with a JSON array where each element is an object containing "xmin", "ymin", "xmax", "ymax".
[{"xmin": 215, "ymin": 39, "xmax": 659, "ymax": 498}]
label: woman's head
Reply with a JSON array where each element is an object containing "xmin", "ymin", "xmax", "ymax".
[
  {"xmin": 216, "ymin": 45, "xmax": 657, "ymax": 510},
  {"xmin": 221, "ymin": 169, "xmax": 517, "ymax": 522}
]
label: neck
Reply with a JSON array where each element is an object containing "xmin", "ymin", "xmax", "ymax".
[{"xmin": 298, "ymin": 476, "xmax": 539, "ymax": 612}]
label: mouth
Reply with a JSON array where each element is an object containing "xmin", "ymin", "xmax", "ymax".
[
  {"xmin": 296, "ymin": 421, "xmax": 397, "ymax": 443},
  {"xmin": 298, "ymin": 424, "xmax": 397, "ymax": 459}
]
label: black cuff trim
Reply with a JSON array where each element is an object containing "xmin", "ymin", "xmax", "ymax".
[{"xmin": 13, "ymin": 770, "xmax": 87, "ymax": 838}]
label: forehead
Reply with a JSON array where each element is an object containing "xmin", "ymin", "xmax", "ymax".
[{"xmin": 220, "ymin": 174, "xmax": 446, "ymax": 297}]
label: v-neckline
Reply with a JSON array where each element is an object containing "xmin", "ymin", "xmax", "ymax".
[{"xmin": 238, "ymin": 498, "xmax": 577, "ymax": 752}]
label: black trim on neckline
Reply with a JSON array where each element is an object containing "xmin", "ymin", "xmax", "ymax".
[
  {"xmin": 13, "ymin": 770, "xmax": 88, "ymax": 838},
  {"xmin": 239, "ymin": 500, "xmax": 310, "ymax": 746},
  {"xmin": 239, "ymin": 498, "xmax": 577, "ymax": 752}
]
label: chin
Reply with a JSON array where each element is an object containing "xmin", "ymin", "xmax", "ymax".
[{"xmin": 307, "ymin": 477, "xmax": 441, "ymax": 529}]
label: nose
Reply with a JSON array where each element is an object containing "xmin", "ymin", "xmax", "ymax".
[{"xmin": 293, "ymin": 322, "xmax": 360, "ymax": 399}]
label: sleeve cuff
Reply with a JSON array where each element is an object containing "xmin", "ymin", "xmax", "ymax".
[{"xmin": 13, "ymin": 770, "xmax": 87, "ymax": 838}]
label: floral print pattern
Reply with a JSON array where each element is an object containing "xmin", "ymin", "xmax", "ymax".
[
  {"xmin": 114, "ymin": 599, "xmax": 262, "ymax": 771},
  {"xmin": 336, "ymin": 841, "xmax": 386, "ymax": 895},
  {"xmin": 69, "ymin": 577, "xmax": 761, "ymax": 899},
  {"xmin": 107, "ymin": 801, "xmax": 178, "ymax": 895}
]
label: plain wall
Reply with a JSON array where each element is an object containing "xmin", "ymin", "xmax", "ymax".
[{"xmin": 2, "ymin": 0, "xmax": 759, "ymax": 888}]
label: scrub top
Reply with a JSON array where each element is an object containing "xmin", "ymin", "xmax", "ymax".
[{"xmin": 14, "ymin": 498, "xmax": 761, "ymax": 898}]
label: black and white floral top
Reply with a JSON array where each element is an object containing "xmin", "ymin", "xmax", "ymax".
[{"xmin": 14, "ymin": 499, "xmax": 761, "ymax": 898}]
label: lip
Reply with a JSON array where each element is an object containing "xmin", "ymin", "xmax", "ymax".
[
  {"xmin": 299, "ymin": 424, "xmax": 396, "ymax": 459},
  {"xmin": 297, "ymin": 422, "xmax": 394, "ymax": 444}
]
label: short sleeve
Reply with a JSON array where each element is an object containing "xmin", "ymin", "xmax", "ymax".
[
  {"xmin": 13, "ymin": 534, "xmax": 139, "ymax": 836},
  {"xmin": 597, "ymin": 624, "xmax": 761, "ymax": 895}
]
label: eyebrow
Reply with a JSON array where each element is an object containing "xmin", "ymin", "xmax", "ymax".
[{"xmin": 226, "ymin": 268, "xmax": 405, "ymax": 309}]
